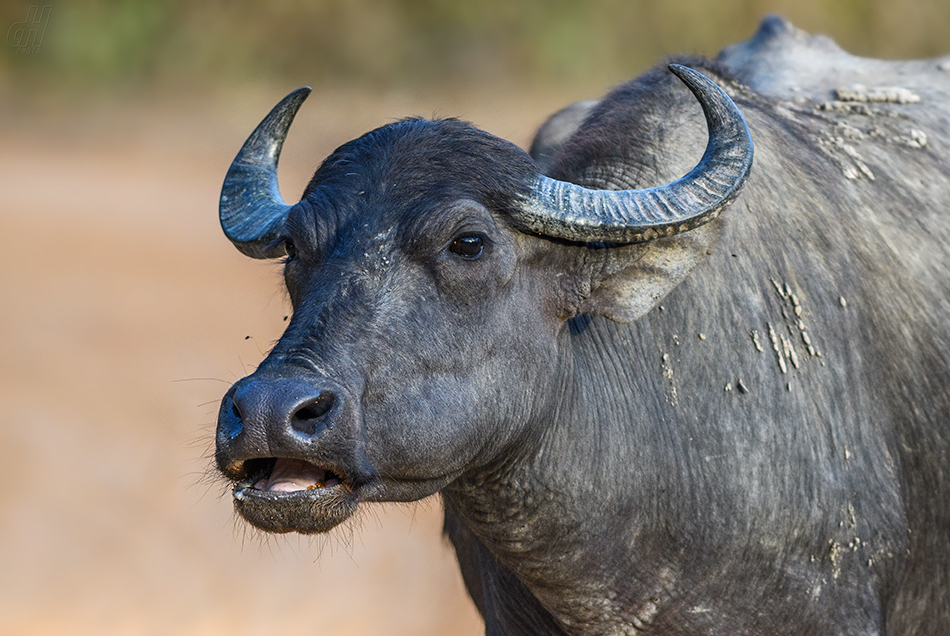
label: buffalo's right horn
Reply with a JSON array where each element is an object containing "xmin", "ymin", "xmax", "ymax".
[
  {"xmin": 220, "ymin": 87, "xmax": 311, "ymax": 259},
  {"xmin": 512, "ymin": 65, "xmax": 754, "ymax": 244}
]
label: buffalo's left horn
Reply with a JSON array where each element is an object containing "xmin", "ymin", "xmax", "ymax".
[
  {"xmin": 513, "ymin": 65, "xmax": 753, "ymax": 244},
  {"xmin": 220, "ymin": 87, "xmax": 311, "ymax": 259}
]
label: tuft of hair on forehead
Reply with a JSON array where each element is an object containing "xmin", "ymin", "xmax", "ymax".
[{"xmin": 302, "ymin": 117, "xmax": 540, "ymax": 218}]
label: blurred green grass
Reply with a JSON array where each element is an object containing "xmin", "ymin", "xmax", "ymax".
[{"xmin": 2, "ymin": 0, "xmax": 949, "ymax": 96}]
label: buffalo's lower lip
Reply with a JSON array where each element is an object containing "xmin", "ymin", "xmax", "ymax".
[
  {"xmin": 233, "ymin": 482, "xmax": 345, "ymax": 500},
  {"xmin": 230, "ymin": 457, "xmax": 359, "ymax": 534}
]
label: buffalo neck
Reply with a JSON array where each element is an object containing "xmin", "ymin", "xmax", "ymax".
[{"xmin": 443, "ymin": 314, "xmax": 686, "ymax": 632}]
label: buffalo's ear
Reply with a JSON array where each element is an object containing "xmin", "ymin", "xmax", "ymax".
[
  {"xmin": 575, "ymin": 222, "xmax": 720, "ymax": 323},
  {"xmin": 528, "ymin": 99, "xmax": 599, "ymax": 173}
]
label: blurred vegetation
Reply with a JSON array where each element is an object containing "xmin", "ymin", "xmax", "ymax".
[{"xmin": 1, "ymin": 0, "xmax": 949, "ymax": 94}]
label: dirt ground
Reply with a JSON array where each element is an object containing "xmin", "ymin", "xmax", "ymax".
[{"xmin": 0, "ymin": 84, "xmax": 583, "ymax": 635}]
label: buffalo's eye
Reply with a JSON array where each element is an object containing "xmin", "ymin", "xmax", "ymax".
[
  {"xmin": 283, "ymin": 239, "xmax": 297, "ymax": 260},
  {"xmin": 449, "ymin": 234, "xmax": 484, "ymax": 260}
]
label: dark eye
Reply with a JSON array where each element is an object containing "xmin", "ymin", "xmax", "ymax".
[
  {"xmin": 283, "ymin": 239, "xmax": 297, "ymax": 260},
  {"xmin": 449, "ymin": 235, "xmax": 484, "ymax": 260}
]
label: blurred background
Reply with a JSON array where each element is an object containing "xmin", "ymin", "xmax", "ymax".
[{"xmin": 1, "ymin": 1, "xmax": 947, "ymax": 634}]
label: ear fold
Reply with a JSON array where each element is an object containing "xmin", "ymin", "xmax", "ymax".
[
  {"xmin": 528, "ymin": 99, "xmax": 600, "ymax": 173},
  {"xmin": 576, "ymin": 221, "xmax": 721, "ymax": 323}
]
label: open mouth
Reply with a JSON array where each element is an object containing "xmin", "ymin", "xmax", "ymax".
[
  {"xmin": 230, "ymin": 458, "xmax": 358, "ymax": 534},
  {"xmin": 237, "ymin": 457, "xmax": 346, "ymax": 494}
]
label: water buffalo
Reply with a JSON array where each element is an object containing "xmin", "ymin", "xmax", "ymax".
[{"xmin": 213, "ymin": 15, "xmax": 949, "ymax": 634}]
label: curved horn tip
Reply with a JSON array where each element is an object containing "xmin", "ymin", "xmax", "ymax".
[
  {"xmin": 276, "ymin": 86, "xmax": 313, "ymax": 104},
  {"xmin": 667, "ymin": 64, "xmax": 717, "ymax": 93},
  {"xmin": 243, "ymin": 86, "xmax": 313, "ymax": 158},
  {"xmin": 279, "ymin": 86, "xmax": 313, "ymax": 112},
  {"xmin": 667, "ymin": 63, "xmax": 696, "ymax": 78}
]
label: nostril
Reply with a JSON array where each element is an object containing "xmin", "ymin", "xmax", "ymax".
[
  {"xmin": 290, "ymin": 391, "xmax": 336, "ymax": 437},
  {"xmin": 217, "ymin": 390, "xmax": 244, "ymax": 441}
]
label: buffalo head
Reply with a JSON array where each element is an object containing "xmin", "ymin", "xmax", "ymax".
[{"xmin": 214, "ymin": 65, "xmax": 753, "ymax": 534}]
